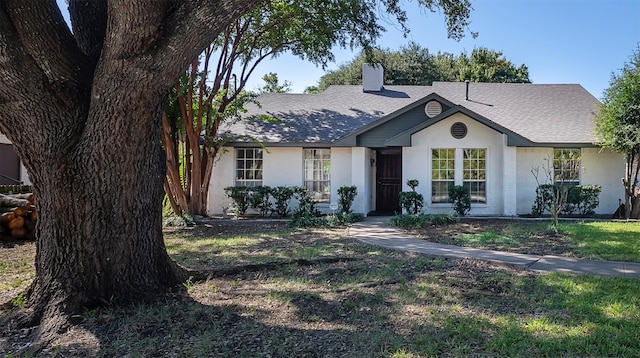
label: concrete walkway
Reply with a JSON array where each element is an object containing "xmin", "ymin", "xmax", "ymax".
[{"xmin": 349, "ymin": 216, "xmax": 640, "ymax": 279}]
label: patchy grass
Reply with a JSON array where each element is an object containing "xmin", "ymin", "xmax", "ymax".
[
  {"xmin": 562, "ymin": 221, "xmax": 640, "ymax": 262},
  {"xmin": 0, "ymin": 241, "xmax": 35, "ymax": 304},
  {"xmin": 414, "ymin": 219, "xmax": 640, "ymax": 263},
  {"xmin": 2, "ymin": 220, "xmax": 640, "ymax": 357}
]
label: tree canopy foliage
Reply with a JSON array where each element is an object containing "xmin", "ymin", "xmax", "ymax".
[
  {"xmin": 316, "ymin": 43, "xmax": 530, "ymax": 91},
  {"xmin": 594, "ymin": 45, "xmax": 640, "ymax": 218}
]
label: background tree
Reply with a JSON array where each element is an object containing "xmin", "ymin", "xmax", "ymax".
[
  {"xmin": 304, "ymin": 85, "xmax": 321, "ymax": 94},
  {"xmin": 317, "ymin": 43, "xmax": 530, "ymax": 91},
  {"xmin": 0, "ymin": 0, "xmax": 474, "ymax": 346},
  {"xmin": 260, "ymin": 72, "xmax": 293, "ymax": 93},
  {"xmin": 162, "ymin": 0, "xmax": 474, "ymax": 217},
  {"xmin": 435, "ymin": 47, "xmax": 530, "ymax": 83},
  {"xmin": 594, "ymin": 45, "xmax": 640, "ymax": 219}
]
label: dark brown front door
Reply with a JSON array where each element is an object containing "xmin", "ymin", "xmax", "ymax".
[
  {"xmin": 376, "ymin": 148, "xmax": 402, "ymax": 213},
  {"xmin": 0, "ymin": 144, "xmax": 21, "ymax": 184}
]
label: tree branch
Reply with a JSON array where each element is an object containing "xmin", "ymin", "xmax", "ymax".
[
  {"xmin": 3, "ymin": 0, "xmax": 90, "ymax": 88},
  {"xmin": 0, "ymin": 0, "xmax": 88, "ymax": 161},
  {"xmin": 149, "ymin": 0, "xmax": 267, "ymax": 88}
]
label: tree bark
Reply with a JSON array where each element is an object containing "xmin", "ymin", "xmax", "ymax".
[{"xmin": 0, "ymin": 0, "xmax": 265, "ymax": 340}]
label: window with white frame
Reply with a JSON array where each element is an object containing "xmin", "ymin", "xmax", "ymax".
[
  {"xmin": 553, "ymin": 148, "xmax": 580, "ymax": 185},
  {"xmin": 463, "ymin": 148, "xmax": 487, "ymax": 203},
  {"xmin": 431, "ymin": 148, "xmax": 455, "ymax": 203},
  {"xmin": 236, "ymin": 148, "xmax": 263, "ymax": 187},
  {"xmin": 304, "ymin": 148, "xmax": 330, "ymax": 202}
]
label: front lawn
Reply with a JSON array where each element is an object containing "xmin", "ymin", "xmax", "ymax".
[
  {"xmin": 411, "ymin": 219, "xmax": 640, "ymax": 263},
  {"xmin": 2, "ymin": 220, "xmax": 640, "ymax": 357}
]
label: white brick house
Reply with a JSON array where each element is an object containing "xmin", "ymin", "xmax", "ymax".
[{"xmin": 209, "ymin": 66, "xmax": 624, "ymax": 216}]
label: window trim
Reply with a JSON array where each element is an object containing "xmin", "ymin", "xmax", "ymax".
[
  {"xmin": 303, "ymin": 148, "xmax": 331, "ymax": 203},
  {"xmin": 431, "ymin": 148, "xmax": 455, "ymax": 203},
  {"xmin": 235, "ymin": 148, "xmax": 263, "ymax": 187},
  {"xmin": 462, "ymin": 148, "xmax": 487, "ymax": 204},
  {"xmin": 553, "ymin": 148, "xmax": 581, "ymax": 185},
  {"xmin": 430, "ymin": 147, "xmax": 488, "ymax": 206}
]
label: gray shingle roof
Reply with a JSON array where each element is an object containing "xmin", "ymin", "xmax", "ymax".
[
  {"xmin": 431, "ymin": 82, "xmax": 599, "ymax": 143},
  {"xmin": 224, "ymin": 82, "xmax": 599, "ymax": 145}
]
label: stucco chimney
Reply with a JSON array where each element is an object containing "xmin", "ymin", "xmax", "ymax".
[{"xmin": 362, "ymin": 63, "xmax": 384, "ymax": 92}]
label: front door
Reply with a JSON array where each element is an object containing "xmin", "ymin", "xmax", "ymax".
[{"xmin": 376, "ymin": 148, "xmax": 402, "ymax": 213}]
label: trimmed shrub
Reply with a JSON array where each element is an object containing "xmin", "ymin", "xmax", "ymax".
[
  {"xmin": 337, "ymin": 185, "xmax": 358, "ymax": 214},
  {"xmin": 388, "ymin": 213, "xmax": 456, "ymax": 229},
  {"xmin": 248, "ymin": 185, "xmax": 272, "ymax": 217},
  {"xmin": 399, "ymin": 179, "xmax": 424, "ymax": 215},
  {"xmin": 291, "ymin": 187, "xmax": 320, "ymax": 218},
  {"xmin": 574, "ymin": 185, "xmax": 601, "ymax": 216},
  {"xmin": 448, "ymin": 185, "xmax": 471, "ymax": 216},
  {"xmin": 532, "ymin": 184, "xmax": 601, "ymax": 217},
  {"xmin": 271, "ymin": 186, "xmax": 296, "ymax": 217},
  {"xmin": 224, "ymin": 186, "xmax": 251, "ymax": 216},
  {"xmin": 531, "ymin": 184, "xmax": 554, "ymax": 217}
]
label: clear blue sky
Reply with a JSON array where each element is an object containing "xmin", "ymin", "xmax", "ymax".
[
  {"xmin": 244, "ymin": 0, "xmax": 640, "ymax": 100},
  {"xmin": 55, "ymin": 0, "xmax": 638, "ymax": 100}
]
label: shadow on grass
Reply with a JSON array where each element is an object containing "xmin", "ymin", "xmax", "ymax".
[
  {"xmin": 164, "ymin": 228, "xmax": 353, "ymax": 269},
  {"xmin": 1, "ymin": 292, "xmax": 411, "ymax": 357},
  {"xmin": 0, "ymin": 238, "xmax": 33, "ymax": 249},
  {"xmin": 3, "ymin": 225, "xmax": 640, "ymax": 357}
]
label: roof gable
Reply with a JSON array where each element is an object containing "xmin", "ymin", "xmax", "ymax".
[
  {"xmin": 333, "ymin": 93, "xmax": 456, "ymax": 147},
  {"xmin": 383, "ymin": 106, "xmax": 532, "ymax": 146}
]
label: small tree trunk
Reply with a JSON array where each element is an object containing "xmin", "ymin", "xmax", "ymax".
[
  {"xmin": 162, "ymin": 114, "xmax": 189, "ymax": 215},
  {"xmin": 631, "ymin": 194, "xmax": 640, "ymax": 219}
]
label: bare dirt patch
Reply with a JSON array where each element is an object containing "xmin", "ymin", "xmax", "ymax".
[{"xmin": 413, "ymin": 218, "xmax": 576, "ymax": 256}]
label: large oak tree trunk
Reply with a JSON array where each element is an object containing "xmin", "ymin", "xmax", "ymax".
[
  {"xmin": 26, "ymin": 83, "xmax": 185, "ymax": 329},
  {"xmin": 0, "ymin": 0, "xmax": 265, "ymax": 340}
]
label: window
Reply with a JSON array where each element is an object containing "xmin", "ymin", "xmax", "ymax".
[
  {"xmin": 432, "ymin": 148, "xmax": 487, "ymax": 205},
  {"xmin": 304, "ymin": 149, "xmax": 331, "ymax": 202},
  {"xmin": 431, "ymin": 148, "xmax": 455, "ymax": 203},
  {"xmin": 236, "ymin": 148, "xmax": 263, "ymax": 186},
  {"xmin": 463, "ymin": 148, "xmax": 486, "ymax": 203},
  {"xmin": 554, "ymin": 148, "xmax": 580, "ymax": 185}
]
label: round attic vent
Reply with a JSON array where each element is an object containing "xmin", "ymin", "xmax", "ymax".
[
  {"xmin": 451, "ymin": 122, "xmax": 467, "ymax": 139},
  {"xmin": 424, "ymin": 100, "xmax": 442, "ymax": 118}
]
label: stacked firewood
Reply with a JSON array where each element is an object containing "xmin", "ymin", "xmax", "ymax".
[{"xmin": 0, "ymin": 193, "xmax": 37, "ymax": 240}]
